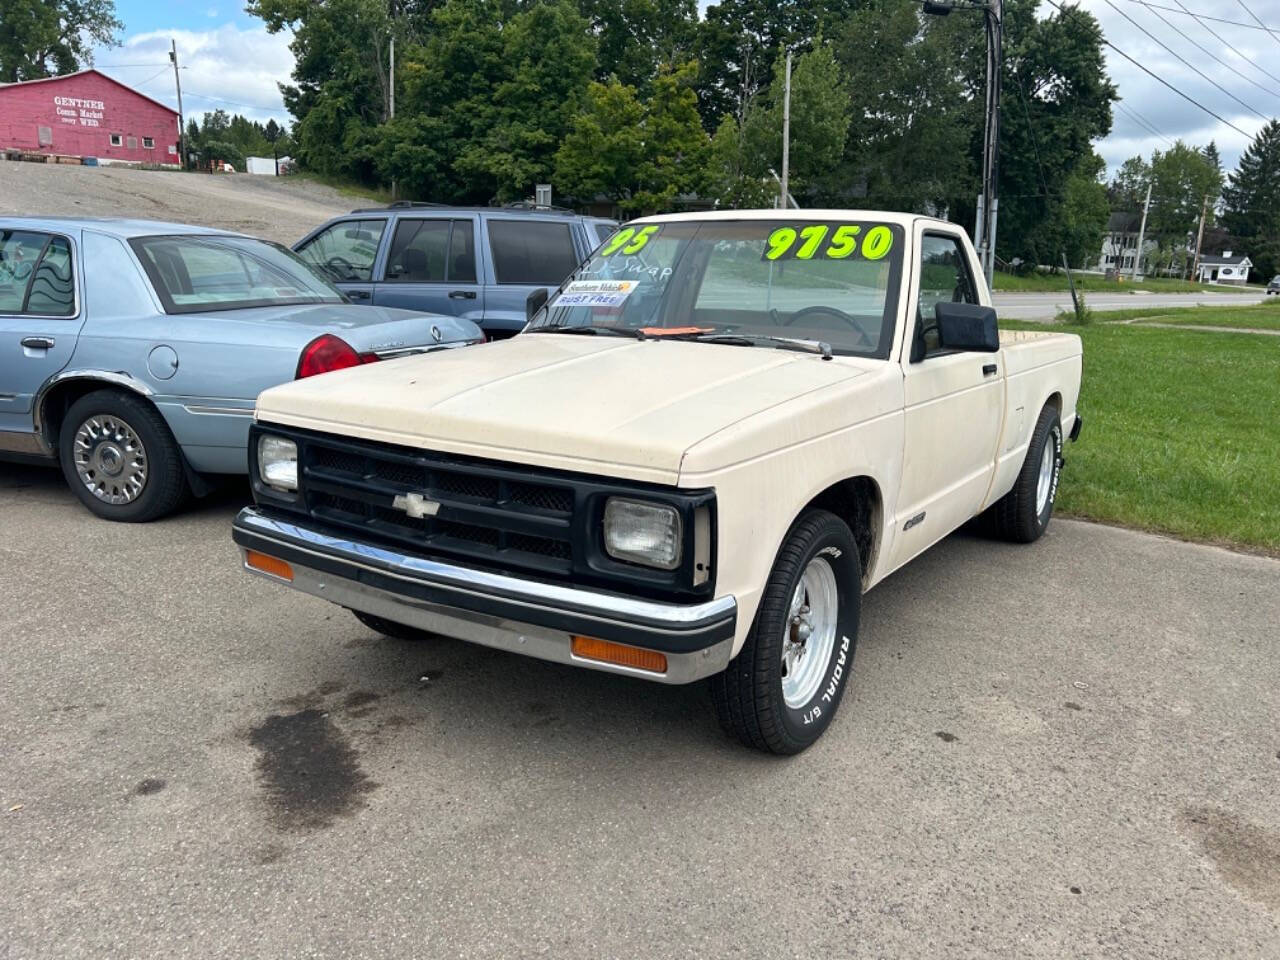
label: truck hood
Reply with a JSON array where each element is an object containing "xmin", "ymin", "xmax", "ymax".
[{"xmin": 255, "ymin": 334, "xmax": 872, "ymax": 483}]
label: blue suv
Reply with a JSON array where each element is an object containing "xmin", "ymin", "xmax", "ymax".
[{"xmin": 294, "ymin": 203, "xmax": 617, "ymax": 337}]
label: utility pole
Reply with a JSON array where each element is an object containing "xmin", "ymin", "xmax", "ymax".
[
  {"xmin": 778, "ymin": 49, "xmax": 792, "ymax": 210},
  {"xmin": 1131, "ymin": 181, "xmax": 1152, "ymax": 281},
  {"xmin": 978, "ymin": 0, "xmax": 1003, "ymax": 286},
  {"xmin": 389, "ymin": 35, "xmax": 397, "ymax": 201},
  {"xmin": 169, "ymin": 39, "xmax": 185, "ymax": 168},
  {"xmin": 1190, "ymin": 194, "xmax": 1209, "ymax": 282}
]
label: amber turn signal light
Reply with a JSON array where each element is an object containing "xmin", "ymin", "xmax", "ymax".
[
  {"xmin": 570, "ymin": 635, "xmax": 667, "ymax": 674},
  {"xmin": 245, "ymin": 549, "xmax": 293, "ymax": 582}
]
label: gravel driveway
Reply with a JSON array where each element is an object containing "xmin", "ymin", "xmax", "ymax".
[
  {"xmin": 0, "ymin": 159, "xmax": 352, "ymax": 244},
  {"xmin": 2, "ymin": 463, "xmax": 1277, "ymax": 959}
]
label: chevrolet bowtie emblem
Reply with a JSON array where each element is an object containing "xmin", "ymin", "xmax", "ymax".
[{"xmin": 391, "ymin": 492, "xmax": 440, "ymax": 519}]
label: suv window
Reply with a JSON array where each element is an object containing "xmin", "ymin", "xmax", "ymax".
[
  {"xmin": 913, "ymin": 233, "xmax": 977, "ymax": 361},
  {"xmin": 0, "ymin": 230, "xmax": 75, "ymax": 316},
  {"xmin": 488, "ymin": 220, "xmax": 578, "ymax": 285},
  {"xmin": 296, "ymin": 218, "xmax": 386, "ymax": 283},
  {"xmin": 385, "ymin": 218, "xmax": 476, "ymax": 283}
]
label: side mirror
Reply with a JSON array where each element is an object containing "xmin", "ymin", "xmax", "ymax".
[
  {"xmin": 935, "ymin": 302, "xmax": 999, "ymax": 352},
  {"xmin": 525, "ymin": 287, "xmax": 549, "ymax": 323}
]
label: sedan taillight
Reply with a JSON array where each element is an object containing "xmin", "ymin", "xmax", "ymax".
[{"xmin": 296, "ymin": 334, "xmax": 379, "ymax": 379}]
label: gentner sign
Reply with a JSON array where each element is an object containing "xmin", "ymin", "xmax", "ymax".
[{"xmin": 53, "ymin": 95, "xmax": 106, "ymax": 128}]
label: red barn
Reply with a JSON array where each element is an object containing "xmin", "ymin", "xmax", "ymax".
[{"xmin": 0, "ymin": 69, "xmax": 180, "ymax": 166}]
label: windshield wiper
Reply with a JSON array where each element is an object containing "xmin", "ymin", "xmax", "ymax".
[
  {"xmin": 666, "ymin": 332, "xmax": 834, "ymax": 360},
  {"xmin": 533, "ymin": 324, "xmax": 642, "ymax": 339}
]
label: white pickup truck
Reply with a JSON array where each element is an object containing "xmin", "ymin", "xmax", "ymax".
[{"xmin": 233, "ymin": 210, "xmax": 1082, "ymax": 754}]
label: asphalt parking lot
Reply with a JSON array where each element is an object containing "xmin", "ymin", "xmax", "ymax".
[{"xmin": 3, "ymin": 463, "xmax": 1278, "ymax": 958}]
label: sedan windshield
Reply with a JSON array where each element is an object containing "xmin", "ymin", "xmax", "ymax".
[
  {"xmin": 130, "ymin": 235, "xmax": 345, "ymax": 314},
  {"xmin": 526, "ymin": 218, "xmax": 905, "ymax": 357}
]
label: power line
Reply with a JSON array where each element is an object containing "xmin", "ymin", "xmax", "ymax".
[
  {"xmin": 1171, "ymin": 0, "xmax": 1280, "ymax": 88},
  {"xmin": 1045, "ymin": 0, "xmax": 1253, "ymax": 137},
  {"xmin": 1101, "ymin": 0, "xmax": 1270, "ymax": 122},
  {"xmin": 1140, "ymin": 2, "xmax": 1280, "ymax": 103},
  {"xmin": 1235, "ymin": 0, "xmax": 1280, "ymax": 50},
  {"xmin": 1116, "ymin": 100, "xmax": 1174, "ymax": 145},
  {"xmin": 182, "ymin": 91, "xmax": 275, "ymax": 112},
  {"xmin": 93, "ymin": 62, "xmax": 172, "ymax": 68},
  {"xmin": 1115, "ymin": 1, "xmax": 1280, "ymax": 34}
]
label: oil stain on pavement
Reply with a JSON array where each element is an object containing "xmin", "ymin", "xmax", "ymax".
[
  {"xmin": 247, "ymin": 708, "xmax": 376, "ymax": 831},
  {"xmin": 1182, "ymin": 806, "xmax": 1280, "ymax": 912}
]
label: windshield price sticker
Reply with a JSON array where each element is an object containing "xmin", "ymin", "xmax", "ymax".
[
  {"xmin": 551, "ymin": 279, "xmax": 638, "ymax": 308},
  {"xmin": 762, "ymin": 223, "xmax": 895, "ymax": 262},
  {"xmin": 599, "ymin": 225, "xmax": 660, "ymax": 257}
]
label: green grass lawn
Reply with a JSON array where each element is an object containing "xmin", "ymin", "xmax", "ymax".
[
  {"xmin": 289, "ymin": 170, "xmax": 394, "ymax": 204},
  {"xmin": 991, "ymin": 271, "xmax": 1261, "ymax": 295},
  {"xmin": 1002, "ymin": 319, "xmax": 1280, "ymax": 555},
  {"xmin": 1069, "ymin": 301, "xmax": 1280, "ymax": 331}
]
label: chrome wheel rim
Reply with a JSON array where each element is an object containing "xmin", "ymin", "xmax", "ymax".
[
  {"xmin": 1035, "ymin": 436, "xmax": 1056, "ymax": 515},
  {"xmin": 73, "ymin": 415, "xmax": 148, "ymax": 505},
  {"xmin": 781, "ymin": 556, "xmax": 839, "ymax": 709}
]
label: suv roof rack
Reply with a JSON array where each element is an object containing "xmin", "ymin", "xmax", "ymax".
[{"xmin": 344, "ymin": 201, "xmax": 583, "ymax": 216}]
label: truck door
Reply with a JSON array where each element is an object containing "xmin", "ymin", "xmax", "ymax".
[
  {"xmin": 372, "ymin": 215, "xmax": 484, "ymax": 323},
  {"xmin": 888, "ymin": 227, "xmax": 1003, "ymax": 569},
  {"xmin": 293, "ymin": 217, "xmax": 386, "ymax": 304},
  {"xmin": 0, "ymin": 228, "xmax": 85, "ymax": 447}
]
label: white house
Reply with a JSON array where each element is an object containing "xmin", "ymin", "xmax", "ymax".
[
  {"xmin": 1195, "ymin": 252, "xmax": 1252, "ymax": 285},
  {"xmin": 1097, "ymin": 212, "xmax": 1157, "ymax": 275}
]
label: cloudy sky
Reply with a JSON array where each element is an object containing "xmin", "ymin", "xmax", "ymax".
[{"xmin": 93, "ymin": 0, "xmax": 1280, "ymax": 176}]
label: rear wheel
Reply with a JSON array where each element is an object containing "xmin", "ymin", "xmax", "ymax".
[
  {"xmin": 351, "ymin": 609, "xmax": 436, "ymax": 643},
  {"xmin": 58, "ymin": 390, "xmax": 189, "ymax": 522},
  {"xmin": 710, "ymin": 509, "xmax": 861, "ymax": 755},
  {"xmin": 988, "ymin": 404, "xmax": 1063, "ymax": 543}
]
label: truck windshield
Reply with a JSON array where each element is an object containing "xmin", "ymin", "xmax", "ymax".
[{"xmin": 526, "ymin": 219, "xmax": 905, "ymax": 358}]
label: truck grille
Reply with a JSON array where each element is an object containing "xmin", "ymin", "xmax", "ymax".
[{"xmin": 300, "ymin": 435, "xmax": 576, "ymax": 576}]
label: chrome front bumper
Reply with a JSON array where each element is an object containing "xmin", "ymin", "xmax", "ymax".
[{"xmin": 232, "ymin": 507, "xmax": 737, "ymax": 684}]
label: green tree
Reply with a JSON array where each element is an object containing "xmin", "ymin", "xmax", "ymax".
[
  {"xmin": 1148, "ymin": 141, "xmax": 1223, "ymax": 256},
  {"xmin": 1221, "ymin": 120, "xmax": 1280, "ymax": 282},
  {"xmin": 694, "ymin": 0, "xmax": 855, "ymax": 129},
  {"xmin": 996, "ymin": 0, "xmax": 1117, "ymax": 268},
  {"xmin": 0, "ymin": 0, "xmax": 122, "ymax": 82},
  {"xmin": 555, "ymin": 62, "xmax": 708, "ymax": 214},
  {"xmin": 1108, "ymin": 154, "xmax": 1150, "ymax": 212},
  {"xmin": 554, "ymin": 79, "xmax": 647, "ymax": 208},
  {"xmin": 579, "ymin": 0, "xmax": 698, "ymax": 92},
  {"xmin": 707, "ymin": 42, "xmax": 850, "ymax": 208},
  {"xmin": 455, "ymin": 0, "xmax": 597, "ymax": 201}
]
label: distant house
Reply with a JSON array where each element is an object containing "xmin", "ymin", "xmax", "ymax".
[
  {"xmin": 1195, "ymin": 252, "xmax": 1251, "ymax": 285},
  {"xmin": 1098, "ymin": 212, "xmax": 1155, "ymax": 274}
]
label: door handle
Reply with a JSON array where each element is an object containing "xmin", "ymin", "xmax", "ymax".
[
  {"xmin": 347, "ymin": 290, "xmax": 371, "ymax": 300},
  {"xmin": 21, "ymin": 336, "xmax": 55, "ymax": 350},
  {"xmin": 448, "ymin": 290, "xmax": 477, "ymax": 300},
  {"xmin": 982, "ymin": 363, "xmax": 998, "ymax": 377}
]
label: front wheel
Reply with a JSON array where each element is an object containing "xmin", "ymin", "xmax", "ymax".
[{"xmin": 710, "ymin": 509, "xmax": 861, "ymax": 755}]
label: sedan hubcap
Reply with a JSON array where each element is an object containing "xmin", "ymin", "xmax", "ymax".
[
  {"xmin": 781, "ymin": 555, "xmax": 839, "ymax": 709},
  {"xmin": 74, "ymin": 415, "xmax": 148, "ymax": 505}
]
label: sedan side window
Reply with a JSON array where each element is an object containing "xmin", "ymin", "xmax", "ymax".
[
  {"xmin": 0, "ymin": 230, "xmax": 53, "ymax": 314},
  {"xmin": 295, "ymin": 219, "xmax": 386, "ymax": 283},
  {"xmin": 25, "ymin": 236, "xmax": 76, "ymax": 316},
  {"xmin": 912, "ymin": 234, "xmax": 978, "ymax": 362}
]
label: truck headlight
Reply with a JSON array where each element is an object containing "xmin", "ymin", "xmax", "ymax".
[
  {"xmin": 603, "ymin": 498, "xmax": 682, "ymax": 570},
  {"xmin": 258, "ymin": 435, "xmax": 298, "ymax": 492}
]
